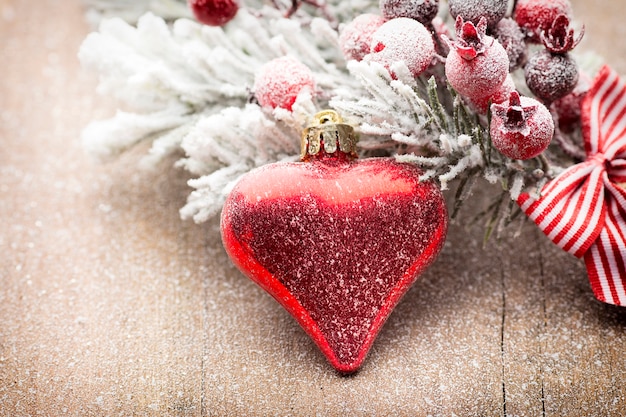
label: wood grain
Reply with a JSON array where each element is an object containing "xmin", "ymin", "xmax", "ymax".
[{"xmin": 1, "ymin": 0, "xmax": 625, "ymax": 415}]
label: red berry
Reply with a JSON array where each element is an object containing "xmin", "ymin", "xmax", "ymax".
[
  {"xmin": 443, "ymin": 17, "xmax": 509, "ymax": 101},
  {"xmin": 379, "ymin": 0, "xmax": 439, "ymax": 24},
  {"xmin": 514, "ymin": 0, "xmax": 573, "ymax": 43},
  {"xmin": 469, "ymin": 74, "xmax": 515, "ymax": 114},
  {"xmin": 490, "ymin": 91, "xmax": 555, "ymax": 160},
  {"xmin": 253, "ymin": 57, "xmax": 316, "ymax": 111},
  {"xmin": 553, "ymin": 72, "xmax": 590, "ymax": 133},
  {"xmin": 188, "ymin": 0, "xmax": 239, "ymax": 27},
  {"xmin": 448, "ymin": 0, "xmax": 508, "ymax": 28},
  {"xmin": 366, "ymin": 17, "xmax": 435, "ymax": 77},
  {"xmin": 524, "ymin": 49, "xmax": 578, "ymax": 104},
  {"xmin": 339, "ymin": 14, "xmax": 386, "ymax": 62},
  {"xmin": 494, "ymin": 17, "xmax": 527, "ymax": 71}
]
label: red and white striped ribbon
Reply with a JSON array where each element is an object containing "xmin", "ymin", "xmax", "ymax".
[{"xmin": 518, "ymin": 65, "xmax": 626, "ymax": 306}]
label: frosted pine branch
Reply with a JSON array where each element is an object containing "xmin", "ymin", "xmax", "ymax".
[
  {"xmin": 330, "ymin": 61, "xmax": 444, "ymax": 151},
  {"xmin": 178, "ymin": 100, "xmax": 312, "ymax": 222},
  {"xmin": 81, "ymin": 106, "xmax": 193, "ymax": 160},
  {"xmin": 78, "ymin": 2, "xmax": 585, "ymax": 231},
  {"xmin": 79, "ymin": 8, "xmax": 358, "ymax": 162},
  {"xmin": 79, "ymin": 6, "xmax": 381, "ymax": 223}
]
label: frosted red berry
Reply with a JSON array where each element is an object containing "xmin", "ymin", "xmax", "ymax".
[
  {"xmin": 469, "ymin": 74, "xmax": 515, "ymax": 114},
  {"xmin": 553, "ymin": 72, "xmax": 590, "ymax": 133},
  {"xmin": 339, "ymin": 14, "xmax": 386, "ymax": 62},
  {"xmin": 188, "ymin": 0, "xmax": 239, "ymax": 26},
  {"xmin": 443, "ymin": 17, "xmax": 509, "ymax": 101},
  {"xmin": 524, "ymin": 14, "xmax": 582, "ymax": 104},
  {"xmin": 514, "ymin": 0, "xmax": 573, "ymax": 43},
  {"xmin": 448, "ymin": 0, "xmax": 508, "ymax": 28},
  {"xmin": 525, "ymin": 50, "xmax": 578, "ymax": 104},
  {"xmin": 379, "ymin": 0, "xmax": 439, "ymax": 24},
  {"xmin": 490, "ymin": 91, "xmax": 555, "ymax": 160},
  {"xmin": 494, "ymin": 18, "xmax": 527, "ymax": 71},
  {"xmin": 253, "ymin": 57, "xmax": 316, "ymax": 111},
  {"xmin": 366, "ymin": 17, "xmax": 435, "ymax": 77}
]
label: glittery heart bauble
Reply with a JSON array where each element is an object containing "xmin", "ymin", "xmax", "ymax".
[{"xmin": 221, "ymin": 157, "xmax": 448, "ymax": 373}]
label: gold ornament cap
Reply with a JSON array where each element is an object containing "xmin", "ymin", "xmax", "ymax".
[{"xmin": 301, "ymin": 110, "xmax": 358, "ymax": 161}]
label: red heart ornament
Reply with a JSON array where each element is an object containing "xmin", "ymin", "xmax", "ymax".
[{"xmin": 220, "ymin": 112, "xmax": 448, "ymax": 373}]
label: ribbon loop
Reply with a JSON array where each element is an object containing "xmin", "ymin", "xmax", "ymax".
[
  {"xmin": 518, "ymin": 65, "xmax": 626, "ymax": 306},
  {"xmin": 518, "ymin": 160, "xmax": 606, "ymax": 258}
]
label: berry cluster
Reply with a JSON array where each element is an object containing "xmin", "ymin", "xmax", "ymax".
[
  {"xmin": 336, "ymin": 0, "xmax": 585, "ymax": 161},
  {"xmin": 189, "ymin": 0, "xmax": 585, "ymax": 162}
]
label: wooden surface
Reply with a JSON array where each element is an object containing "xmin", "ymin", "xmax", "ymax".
[{"xmin": 1, "ymin": 0, "xmax": 626, "ymax": 415}]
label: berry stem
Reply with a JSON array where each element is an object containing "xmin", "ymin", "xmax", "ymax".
[
  {"xmin": 428, "ymin": 76, "xmax": 450, "ymax": 132},
  {"xmin": 426, "ymin": 22, "xmax": 448, "ymax": 57},
  {"xmin": 537, "ymin": 153, "xmax": 551, "ymax": 177},
  {"xmin": 451, "ymin": 167, "xmax": 481, "ymax": 219},
  {"xmin": 477, "ymin": 115, "xmax": 491, "ymax": 166},
  {"xmin": 285, "ymin": 0, "xmax": 338, "ymax": 27},
  {"xmin": 511, "ymin": 0, "xmax": 518, "ymax": 17}
]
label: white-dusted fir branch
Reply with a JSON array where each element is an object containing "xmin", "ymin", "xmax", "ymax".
[
  {"xmin": 79, "ymin": 1, "xmax": 579, "ymax": 229},
  {"xmin": 178, "ymin": 98, "xmax": 316, "ymax": 222},
  {"xmin": 79, "ymin": 6, "xmax": 370, "ymax": 221},
  {"xmin": 331, "ymin": 60, "xmax": 448, "ymax": 150},
  {"xmin": 79, "ymin": 8, "xmax": 358, "ymax": 159}
]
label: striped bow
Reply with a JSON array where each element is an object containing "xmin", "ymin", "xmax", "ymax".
[{"xmin": 518, "ymin": 65, "xmax": 626, "ymax": 306}]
